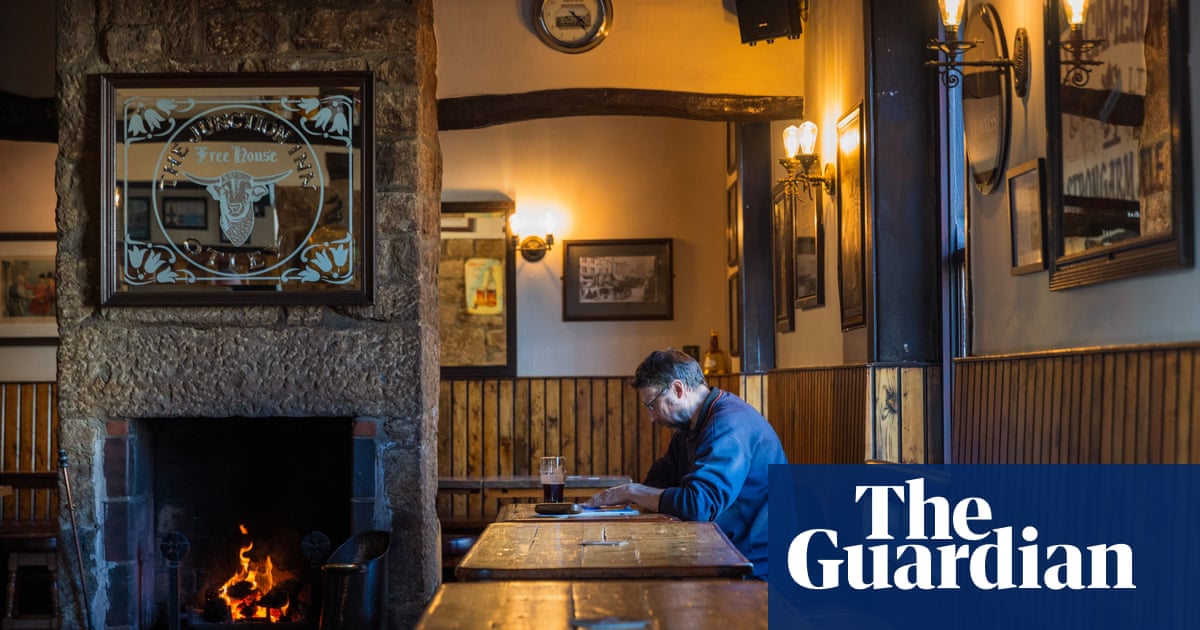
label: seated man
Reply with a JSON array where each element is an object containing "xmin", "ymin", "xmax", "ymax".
[{"xmin": 583, "ymin": 348, "xmax": 787, "ymax": 578}]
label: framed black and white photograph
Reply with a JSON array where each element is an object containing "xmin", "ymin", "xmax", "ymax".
[
  {"xmin": 726, "ymin": 182, "xmax": 739, "ymax": 266},
  {"xmin": 101, "ymin": 71, "xmax": 375, "ymax": 306},
  {"xmin": 562, "ymin": 239, "xmax": 673, "ymax": 321},
  {"xmin": 161, "ymin": 197, "xmax": 209, "ymax": 230},
  {"xmin": 0, "ymin": 234, "xmax": 57, "ymax": 345},
  {"xmin": 794, "ymin": 183, "xmax": 825, "ymax": 310},
  {"xmin": 836, "ymin": 104, "xmax": 866, "ymax": 331},
  {"xmin": 772, "ymin": 184, "xmax": 795, "ymax": 332},
  {"xmin": 728, "ymin": 270, "xmax": 741, "ymax": 357},
  {"xmin": 125, "ymin": 196, "xmax": 151, "ymax": 240},
  {"xmin": 1007, "ymin": 158, "xmax": 1047, "ymax": 274}
]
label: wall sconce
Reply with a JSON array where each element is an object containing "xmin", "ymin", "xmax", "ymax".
[
  {"xmin": 926, "ymin": 0, "xmax": 1029, "ymax": 94},
  {"xmin": 509, "ymin": 212, "xmax": 556, "ymax": 262},
  {"xmin": 778, "ymin": 121, "xmax": 835, "ymax": 199},
  {"xmin": 1059, "ymin": 0, "xmax": 1104, "ymax": 86}
]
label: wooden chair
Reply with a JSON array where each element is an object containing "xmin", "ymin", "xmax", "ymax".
[{"xmin": 0, "ymin": 473, "xmax": 59, "ymax": 630}]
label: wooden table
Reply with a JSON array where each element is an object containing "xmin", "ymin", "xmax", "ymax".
[
  {"xmin": 496, "ymin": 503, "xmax": 679, "ymax": 523},
  {"xmin": 455, "ymin": 520, "xmax": 752, "ymax": 580},
  {"xmin": 417, "ymin": 580, "xmax": 767, "ymax": 629}
]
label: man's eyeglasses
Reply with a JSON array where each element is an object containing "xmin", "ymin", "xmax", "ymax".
[{"xmin": 643, "ymin": 387, "xmax": 668, "ymax": 411}]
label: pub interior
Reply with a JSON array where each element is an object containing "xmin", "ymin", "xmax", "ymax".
[{"xmin": 0, "ymin": 0, "xmax": 1196, "ymax": 627}]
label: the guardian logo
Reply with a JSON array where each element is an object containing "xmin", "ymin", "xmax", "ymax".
[{"xmin": 787, "ymin": 478, "xmax": 1135, "ymax": 591}]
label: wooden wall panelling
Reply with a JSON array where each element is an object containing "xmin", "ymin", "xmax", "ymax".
[
  {"xmin": 952, "ymin": 346, "xmax": 1200, "ymax": 464},
  {"xmin": 0, "ymin": 383, "xmax": 58, "ymax": 525}
]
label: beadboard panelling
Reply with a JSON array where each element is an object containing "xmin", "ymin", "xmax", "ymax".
[
  {"xmin": 766, "ymin": 367, "xmax": 868, "ymax": 464},
  {"xmin": 952, "ymin": 346, "xmax": 1200, "ymax": 463}
]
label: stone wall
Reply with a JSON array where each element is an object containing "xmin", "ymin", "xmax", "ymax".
[{"xmin": 54, "ymin": 1, "xmax": 440, "ymax": 628}]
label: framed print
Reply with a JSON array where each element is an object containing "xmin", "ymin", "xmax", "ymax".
[
  {"xmin": 126, "ymin": 196, "xmax": 151, "ymax": 240},
  {"xmin": 101, "ymin": 72, "xmax": 375, "ymax": 306},
  {"xmin": 728, "ymin": 270, "xmax": 741, "ymax": 357},
  {"xmin": 771, "ymin": 184, "xmax": 794, "ymax": 332},
  {"xmin": 0, "ymin": 234, "xmax": 57, "ymax": 345},
  {"xmin": 726, "ymin": 182, "xmax": 739, "ymax": 266},
  {"xmin": 836, "ymin": 104, "xmax": 866, "ymax": 331},
  {"xmin": 726, "ymin": 122, "xmax": 739, "ymax": 173},
  {"xmin": 563, "ymin": 239, "xmax": 673, "ymax": 321},
  {"xmin": 795, "ymin": 182, "xmax": 825, "ymax": 310},
  {"xmin": 161, "ymin": 197, "xmax": 208, "ymax": 230},
  {"xmin": 1007, "ymin": 158, "xmax": 1047, "ymax": 275}
]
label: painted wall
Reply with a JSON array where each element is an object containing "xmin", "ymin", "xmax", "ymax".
[
  {"xmin": 970, "ymin": 0, "xmax": 1200, "ymax": 354},
  {"xmin": 0, "ymin": 1, "xmax": 57, "ymax": 382},
  {"xmin": 435, "ymin": 1, "xmax": 817, "ymax": 376},
  {"xmin": 441, "ymin": 116, "xmax": 728, "ymax": 376},
  {"xmin": 773, "ymin": 0, "xmax": 867, "ymax": 368}
]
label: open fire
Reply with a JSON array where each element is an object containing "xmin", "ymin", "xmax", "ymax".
[{"xmin": 209, "ymin": 525, "xmax": 300, "ymax": 624}]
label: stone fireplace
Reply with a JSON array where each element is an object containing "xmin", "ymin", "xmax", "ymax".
[{"xmin": 53, "ymin": 1, "xmax": 441, "ymax": 628}]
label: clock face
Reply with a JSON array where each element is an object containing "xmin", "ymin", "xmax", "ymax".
[{"xmin": 533, "ymin": 0, "xmax": 612, "ymax": 53}]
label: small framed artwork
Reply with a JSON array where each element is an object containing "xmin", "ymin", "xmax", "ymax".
[
  {"xmin": 563, "ymin": 239, "xmax": 673, "ymax": 321},
  {"xmin": 795, "ymin": 180, "xmax": 825, "ymax": 310},
  {"xmin": 1007, "ymin": 158, "xmax": 1047, "ymax": 275},
  {"xmin": 124, "ymin": 196, "xmax": 151, "ymax": 240},
  {"xmin": 726, "ymin": 122, "xmax": 739, "ymax": 173},
  {"xmin": 161, "ymin": 197, "xmax": 209, "ymax": 230},
  {"xmin": 771, "ymin": 183, "xmax": 795, "ymax": 332},
  {"xmin": 728, "ymin": 270, "xmax": 741, "ymax": 357},
  {"xmin": 836, "ymin": 103, "xmax": 866, "ymax": 331},
  {"xmin": 726, "ymin": 182, "xmax": 739, "ymax": 266},
  {"xmin": 0, "ymin": 233, "xmax": 57, "ymax": 345}
]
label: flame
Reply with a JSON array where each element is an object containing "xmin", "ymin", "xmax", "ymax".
[{"xmin": 217, "ymin": 525, "xmax": 290, "ymax": 623}]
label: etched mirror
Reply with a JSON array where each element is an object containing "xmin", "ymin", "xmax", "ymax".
[
  {"xmin": 101, "ymin": 72, "xmax": 374, "ymax": 305},
  {"xmin": 439, "ymin": 200, "xmax": 516, "ymax": 377},
  {"xmin": 1045, "ymin": 0, "xmax": 1191, "ymax": 289},
  {"xmin": 962, "ymin": 3, "xmax": 1012, "ymax": 194}
]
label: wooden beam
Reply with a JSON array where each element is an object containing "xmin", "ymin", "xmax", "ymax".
[
  {"xmin": 0, "ymin": 90, "xmax": 56, "ymax": 142},
  {"xmin": 438, "ymin": 88, "xmax": 804, "ymax": 130}
]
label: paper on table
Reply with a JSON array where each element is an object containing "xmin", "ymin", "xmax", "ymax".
[{"xmin": 535, "ymin": 506, "xmax": 640, "ymax": 518}]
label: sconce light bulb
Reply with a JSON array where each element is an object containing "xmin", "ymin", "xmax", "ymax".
[
  {"xmin": 508, "ymin": 212, "xmax": 525, "ymax": 237},
  {"xmin": 540, "ymin": 213, "xmax": 557, "ymax": 236},
  {"xmin": 1063, "ymin": 0, "xmax": 1088, "ymax": 26},
  {"xmin": 798, "ymin": 121, "xmax": 819, "ymax": 157},
  {"xmin": 938, "ymin": 0, "xmax": 966, "ymax": 29},
  {"xmin": 782, "ymin": 125, "xmax": 802, "ymax": 159}
]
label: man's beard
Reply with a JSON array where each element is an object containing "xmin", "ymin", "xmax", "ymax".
[{"xmin": 653, "ymin": 413, "xmax": 690, "ymax": 432}]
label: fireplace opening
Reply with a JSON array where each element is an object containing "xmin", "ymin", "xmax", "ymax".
[{"xmin": 149, "ymin": 417, "xmax": 354, "ymax": 628}]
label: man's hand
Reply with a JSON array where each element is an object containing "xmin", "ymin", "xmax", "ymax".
[{"xmin": 582, "ymin": 483, "xmax": 665, "ymax": 512}]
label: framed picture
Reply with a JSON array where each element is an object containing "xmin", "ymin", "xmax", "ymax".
[
  {"xmin": 726, "ymin": 182, "xmax": 739, "ymax": 266},
  {"xmin": 125, "ymin": 196, "xmax": 151, "ymax": 240},
  {"xmin": 100, "ymin": 72, "xmax": 375, "ymax": 306},
  {"xmin": 728, "ymin": 270, "xmax": 741, "ymax": 357},
  {"xmin": 1007, "ymin": 158, "xmax": 1047, "ymax": 275},
  {"xmin": 562, "ymin": 239, "xmax": 673, "ymax": 321},
  {"xmin": 795, "ymin": 181, "xmax": 825, "ymax": 310},
  {"xmin": 771, "ymin": 184, "xmax": 795, "ymax": 332},
  {"xmin": 726, "ymin": 122, "xmax": 739, "ymax": 173},
  {"xmin": 162, "ymin": 197, "xmax": 209, "ymax": 230},
  {"xmin": 836, "ymin": 104, "xmax": 866, "ymax": 331},
  {"xmin": 0, "ymin": 234, "xmax": 57, "ymax": 345}
]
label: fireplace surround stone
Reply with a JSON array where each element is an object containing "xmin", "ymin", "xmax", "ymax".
[{"xmin": 53, "ymin": 1, "xmax": 441, "ymax": 628}]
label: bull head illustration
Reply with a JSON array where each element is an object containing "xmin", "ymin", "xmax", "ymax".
[{"xmin": 183, "ymin": 169, "xmax": 292, "ymax": 247}]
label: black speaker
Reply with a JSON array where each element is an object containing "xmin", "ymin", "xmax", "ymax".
[{"xmin": 734, "ymin": 0, "xmax": 802, "ymax": 45}]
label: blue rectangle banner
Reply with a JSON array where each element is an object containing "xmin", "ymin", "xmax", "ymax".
[{"xmin": 768, "ymin": 465, "xmax": 1200, "ymax": 629}]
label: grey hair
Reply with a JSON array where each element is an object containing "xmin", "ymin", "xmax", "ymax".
[{"xmin": 631, "ymin": 348, "xmax": 706, "ymax": 390}]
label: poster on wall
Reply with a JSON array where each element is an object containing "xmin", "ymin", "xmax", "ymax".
[{"xmin": 464, "ymin": 257, "xmax": 503, "ymax": 315}]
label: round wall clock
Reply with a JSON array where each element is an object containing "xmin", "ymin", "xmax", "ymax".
[{"xmin": 532, "ymin": 0, "xmax": 613, "ymax": 53}]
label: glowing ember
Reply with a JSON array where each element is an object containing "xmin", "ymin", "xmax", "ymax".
[{"xmin": 217, "ymin": 525, "xmax": 290, "ymax": 623}]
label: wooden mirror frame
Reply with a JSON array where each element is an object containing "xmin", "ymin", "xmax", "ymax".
[
  {"xmin": 1043, "ymin": 0, "xmax": 1192, "ymax": 290},
  {"xmin": 439, "ymin": 200, "xmax": 517, "ymax": 378}
]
